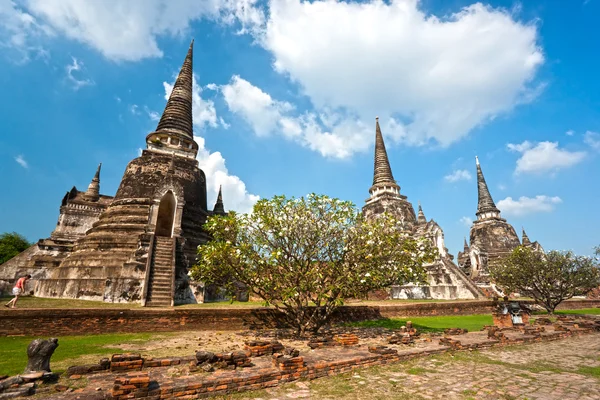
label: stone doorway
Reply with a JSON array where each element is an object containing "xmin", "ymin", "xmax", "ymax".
[{"xmin": 155, "ymin": 191, "xmax": 176, "ymax": 237}]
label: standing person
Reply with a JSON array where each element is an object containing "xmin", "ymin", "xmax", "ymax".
[{"xmin": 4, "ymin": 274, "xmax": 31, "ymax": 309}]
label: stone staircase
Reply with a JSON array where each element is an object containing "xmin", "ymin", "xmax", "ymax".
[{"xmin": 145, "ymin": 236, "xmax": 174, "ymax": 307}]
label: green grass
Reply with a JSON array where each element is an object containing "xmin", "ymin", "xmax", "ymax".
[
  {"xmin": 348, "ymin": 314, "xmax": 493, "ymax": 332},
  {"xmin": 556, "ymin": 308, "xmax": 600, "ymax": 315},
  {"xmin": 0, "ymin": 332, "xmax": 166, "ymax": 376},
  {"xmin": 0, "ymin": 296, "xmax": 140, "ymax": 309}
]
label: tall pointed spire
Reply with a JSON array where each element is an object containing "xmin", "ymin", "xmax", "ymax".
[
  {"xmin": 475, "ymin": 156, "xmax": 500, "ymax": 219},
  {"xmin": 522, "ymin": 228, "xmax": 531, "ymax": 245},
  {"xmin": 463, "ymin": 237, "xmax": 469, "ymax": 251},
  {"xmin": 213, "ymin": 185, "xmax": 225, "ymax": 215},
  {"xmin": 155, "ymin": 40, "xmax": 194, "ymax": 139},
  {"xmin": 84, "ymin": 163, "xmax": 101, "ymax": 201},
  {"xmin": 417, "ymin": 201, "xmax": 427, "ymax": 224},
  {"xmin": 370, "ymin": 117, "xmax": 399, "ymax": 193}
]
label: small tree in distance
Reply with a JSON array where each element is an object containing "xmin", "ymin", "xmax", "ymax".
[
  {"xmin": 490, "ymin": 246, "xmax": 600, "ymax": 314},
  {"xmin": 190, "ymin": 194, "xmax": 437, "ymax": 336},
  {"xmin": 0, "ymin": 232, "xmax": 31, "ymax": 264}
]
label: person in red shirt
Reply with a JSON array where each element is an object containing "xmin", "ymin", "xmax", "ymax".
[{"xmin": 4, "ymin": 274, "xmax": 31, "ymax": 309}]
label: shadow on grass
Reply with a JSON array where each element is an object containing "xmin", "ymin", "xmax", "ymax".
[{"xmin": 347, "ymin": 314, "xmax": 493, "ymax": 333}]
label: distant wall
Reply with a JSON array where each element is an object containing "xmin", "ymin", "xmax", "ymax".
[{"xmin": 1, "ymin": 299, "xmax": 599, "ymax": 337}]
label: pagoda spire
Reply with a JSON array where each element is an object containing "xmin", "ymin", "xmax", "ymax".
[
  {"xmin": 84, "ymin": 163, "xmax": 101, "ymax": 201},
  {"xmin": 522, "ymin": 227, "xmax": 531, "ymax": 245},
  {"xmin": 417, "ymin": 201, "xmax": 427, "ymax": 224},
  {"xmin": 155, "ymin": 40, "xmax": 194, "ymax": 139},
  {"xmin": 370, "ymin": 117, "xmax": 399, "ymax": 194},
  {"xmin": 463, "ymin": 237, "xmax": 469, "ymax": 251},
  {"xmin": 213, "ymin": 185, "xmax": 225, "ymax": 215},
  {"xmin": 475, "ymin": 156, "xmax": 500, "ymax": 220}
]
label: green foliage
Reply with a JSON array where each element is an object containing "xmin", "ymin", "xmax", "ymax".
[
  {"xmin": 490, "ymin": 246, "xmax": 600, "ymax": 314},
  {"xmin": 0, "ymin": 232, "xmax": 31, "ymax": 264},
  {"xmin": 191, "ymin": 194, "xmax": 437, "ymax": 336}
]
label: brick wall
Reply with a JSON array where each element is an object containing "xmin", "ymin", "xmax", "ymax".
[{"xmin": 1, "ymin": 299, "xmax": 598, "ymax": 337}]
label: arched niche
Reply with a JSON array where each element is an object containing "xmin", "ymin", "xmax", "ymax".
[{"xmin": 155, "ymin": 191, "xmax": 176, "ymax": 237}]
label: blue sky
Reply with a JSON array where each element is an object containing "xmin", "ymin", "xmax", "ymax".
[{"xmin": 0, "ymin": 0, "xmax": 598, "ymax": 258}]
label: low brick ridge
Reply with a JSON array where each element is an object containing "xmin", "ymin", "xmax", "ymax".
[{"xmin": 1, "ymin": 300, "xmax": 599, "ymax": 337}]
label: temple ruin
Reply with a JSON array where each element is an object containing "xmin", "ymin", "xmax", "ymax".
[
  {"xmin": 362, "ymin": 118, "xmax": 484, "ymax": 299},
  {"xmin": 457, "ymin": 156, "xmax": 542, "ymax": 294},
  {"xmin": 0, "ymin": 41, "xmax": 226, "ymax": 306}
]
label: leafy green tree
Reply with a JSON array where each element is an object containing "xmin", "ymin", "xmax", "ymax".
[
  {"xmin": 191, "ymin": 194, "xmax": 437, "ymax": 336},
  {"xmin": 0, "ymin": 232, "xmax": 31, "ymax": 264},
  {"xmin": 490, "ymin": 246, "xmax": 600, "ymax": 314}
]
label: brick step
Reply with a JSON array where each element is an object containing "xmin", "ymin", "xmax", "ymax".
[
  {"xmin": 152, "ymin": 261, "xmax": 172, "ymax": 267},
  {"xmin": 150, "ymin": 269, "xmax": 172, "ymax": 276},
  {"xmin": 147, "ymin": 292, "xmax": 171, "ymax": 299},
  {"xmin": 149, "ymin": 279, "xmax": 171, "ymax": 285},
  {"xmin": 149, "ymin": 282, "xmax": 171, "ymax": 289},
  {"xmin": 147, "ymin": 295, "xmax": 171, "ymax": 303},
  {"xmin": 153, "ymin": 257, "xmax": 172, "ymax": 263}
]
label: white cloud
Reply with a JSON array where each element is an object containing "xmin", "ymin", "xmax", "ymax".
[
  {"xmin": 143, "ymin": 106, "xmax": 160, "ymax": 122},
  {"xmin": 221, "ymin": 75, "xmax": 293, "ymax": 136},
  {"xmin": 498, "ymin": 183, "xmax": 507, "ymax": 191},
  {"xmin": 497, "ymin": 195, "xmax": 562, "ymax": 216},
  {"xmin": 257, "ymin": 0, "xmax": 544, "ymax": 148},
  {"xmin": 65, "ymin": 57, "xmax": 94, "ymax": 90},
  {"xmin": 15, "ymin": 154, "xmax": 28, "ymax": 168},
  {"xmin": 194, "ymin": 136, "xmax": 259, "ymax": 214},
  {"xmin": 19, "ymin": 0, "xmax": 262, "ymax": 61},
  {"xmin": 0, "ymin": 0, "xmax": 51, "ymax": 62},
  {"xmin": 163, "ymin": 73, "xmax": 217, "ymax": 129},
  {"xmin": 6, "ymin": 1, "xmax": 546, "ymax": 158},
  {"xmin": 507, "ymin": 140, "xmax": 586, "ymax": 174},
  {"xmin": 220, "ymin": 75, "xmax": 373, "ymax": 158},
  {"xmin": 444, "ymin": 169, "xmax": 472, "ymax": 183},
  {"xmin": 459, "ymin": 216, "xmax": 473, "ymax": 227},
  {"xmin": 566, "ymin": 129, "xmax": 575, "ymax": 136},
  {"xmin": 584, "ymin": 131, "xmax": 600, "ymax": 151}
]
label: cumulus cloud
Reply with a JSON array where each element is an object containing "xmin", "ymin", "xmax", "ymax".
[
  {"xmin": 0, "ymin": 0, "xmax": 51, "ymax": 62},
  {"xmin": 220, "ymin": 75, "xmax": 374, "ymax": 158},
  {"xmin": 584, "ymin": 131, "xmax": 600, "ymax": 151},
  {"xmin": 566, "ymin": 129, "xmax": 575, "ymax": 136},
  {"xmin": 6, "ymin": 0, "xmax": 546, "ymax": 158},
  {"xmin": 459, "ymin": 216, "xmax": 473, "ymax": 227},
  {"xmin": 507, "ymin": 141, "xmax": 586, "ymax": 174},
  {"xmin": 497, "ymin": 195, "xmax": 562, "ymax": 216},
  {"xmin": 65, "ymin": 57, "xmax": 94, "ymax": 90},
  {"xmin": 14, "ymin": 154, "xmax": 28, "ymax": 168},
  {"xmin": 194, "ymin": 136, "xmax": 259, "ymax": 213},
  {"xmin": 256, "ymin": 0, "xmax": 544, "ymax": 150},
  {"xmin": 163, "ymin": 74, "xmax": 217, "ymax": 129},
  {"xmin": 20, "ymin": 0, "xmax": 263, "ymax": 61},
  {"xmin": 444, "ymin": 169, "xmax": 472, "ymax": 183}
]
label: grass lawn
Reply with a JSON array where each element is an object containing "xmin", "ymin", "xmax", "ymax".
[
  {"xmin": 556, "ymin": 308, "xmax": 600, "ymax": 315},
  {"xmin": 348, "ymin": 314, "xmax": 493, "ymax": 332},
  {"xmin": 0, "ymin": 296, "xmax": 140, "ymax": 309},
  {"xmin": 0, "ymin": 332, "xmax": 170, "ymax": 376}
]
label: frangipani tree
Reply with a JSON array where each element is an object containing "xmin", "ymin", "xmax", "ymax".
[
  {"xmin": 490, "ymin": 246, "xmax": 600, "ymax": 314},
  {"xmin": 191, "ymin": 194, "xmax": 437, "ymax": 336}
]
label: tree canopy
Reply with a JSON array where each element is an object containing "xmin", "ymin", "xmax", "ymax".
[
  {"xmin": 490, "ymin": 246, "xmax": 600, "ymax": 313},
  {"xmin": 0, "ymin": 232, "xmax": 31, "ymax": 264},
  {"xmin": 190, "ymin": 194, "xmax": 437, "ymax": 336}
]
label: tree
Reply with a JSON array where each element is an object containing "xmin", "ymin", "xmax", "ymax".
[
  {"xmin": 0, "ymin": 232, "xmax": 31, "ymax": 264},
  {"xmin": 190, "ymin": 194, "xmax": 437, "ymax": 336},
  {"xmin": 490, "ymin": 246, "xmax": 600, "ymax": 314}
]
